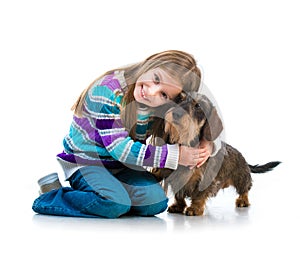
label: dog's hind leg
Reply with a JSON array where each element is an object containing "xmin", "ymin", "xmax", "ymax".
[
  {"xmin": 235, "ymin": 192, "xmax": 250, "ymax": 207},
  {"xmin": 233, "ymin": 172, "xmax": 252, "ymax": 208}
]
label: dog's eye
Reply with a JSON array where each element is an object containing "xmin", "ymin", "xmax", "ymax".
[{"xmin": 194, "ymin": 103, "xmax": 201, "ymax": 109}]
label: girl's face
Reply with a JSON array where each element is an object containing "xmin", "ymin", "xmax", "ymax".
[{"xmin": 133, "ymin": 68, "xmax": 182, "ymax": 107}]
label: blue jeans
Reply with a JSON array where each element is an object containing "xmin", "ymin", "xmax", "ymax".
[{"xmin": 32, "ymin": 166, "xmax": 168, "ymax": 218}]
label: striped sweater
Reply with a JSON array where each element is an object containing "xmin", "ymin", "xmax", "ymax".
[{"xmin": 57, "ymin": 71, "xmax": 179, "ymax": 177}]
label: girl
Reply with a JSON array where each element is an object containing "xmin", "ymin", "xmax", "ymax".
[{"xmin": 32, "ymin": 50, "xmax": 213, "ymax": 218}]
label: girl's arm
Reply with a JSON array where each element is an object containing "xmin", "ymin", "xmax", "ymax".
[
  {"xmin": 81, "ymin": 82, "xmax": 203, "ymax": 170},
  {"xmin": 85, "ymin": 84, "xmax": 180, "ymax": 169}
]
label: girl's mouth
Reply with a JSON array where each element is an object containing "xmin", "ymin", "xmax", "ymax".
[{"xmin": 141, "ymin": 85, "xmax": 149, "ymax": 101}]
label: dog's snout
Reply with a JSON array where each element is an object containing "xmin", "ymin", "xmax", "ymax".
[{"xmin": 172, "ymin": 109, "xmax": 184, "ymax": 121}]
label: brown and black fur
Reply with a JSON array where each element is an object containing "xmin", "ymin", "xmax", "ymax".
[{"xmin": 153, "ymin": 92, "xmax": 281, "ymax": 216}]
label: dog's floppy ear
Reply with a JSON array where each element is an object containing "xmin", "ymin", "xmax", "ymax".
[{"xmin": 202, "ymin": 106, "xmax": 223, "ymax": 141}]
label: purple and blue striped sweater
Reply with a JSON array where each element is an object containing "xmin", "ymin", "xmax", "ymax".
[{"xmin": 57, "ymin": 71, "xmax": 179, "ymax": 177}]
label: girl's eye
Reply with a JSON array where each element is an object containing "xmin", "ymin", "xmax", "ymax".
[
  {"xmin": 161, "ymin": 92, "xmax": 168, "ymax": 99},
  {"xmin": 153, "ymin": 73, "xmax": 160, "ymax": 85}
]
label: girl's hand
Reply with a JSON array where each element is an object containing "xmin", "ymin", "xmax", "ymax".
[
  {"xmin": 178, "ymin": 145, "xmax": 203, "ymax": 169},
  {"xmin": 196, "ymin": 139, "xmax": 213, "ymax": 168}
]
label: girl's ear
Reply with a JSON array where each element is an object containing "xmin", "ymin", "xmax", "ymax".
[{"xmin": 202, "ymin": 107, "xmax": 223, "ymax": 141}]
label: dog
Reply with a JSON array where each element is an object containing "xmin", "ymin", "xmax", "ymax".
[{"xmin": 152, "ymin": 92, "xmax": 281, "ymax": 216}]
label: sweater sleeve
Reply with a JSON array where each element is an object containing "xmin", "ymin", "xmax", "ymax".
[{"xmin": 83, "ymin": 83, "xmax": 179, "ymax": 170}]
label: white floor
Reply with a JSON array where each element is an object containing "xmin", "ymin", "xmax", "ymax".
[
  {"xmin": 1, "ymin": 1, "xmax": 300, "ymax": 265},
  {"xmin": 2, "ymin": 160, "xmax": 299, "ymax": 266}
]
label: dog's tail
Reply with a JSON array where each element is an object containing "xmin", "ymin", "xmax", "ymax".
[{"xmin": 248, "ymin": 161, "xmax": 281, "ymax": 174}]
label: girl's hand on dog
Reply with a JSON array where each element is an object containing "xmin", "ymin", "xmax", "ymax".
[
  {"xmin": 178, "ymin": 140, "xmax": 213, "ymax": 169},
  {"xmin": 179, "ymin": 145, "xmax": 203, "ymax": 169},
  {"xmin": 196, "ymin": 139, "xmax": 213, "ymax": 168}
]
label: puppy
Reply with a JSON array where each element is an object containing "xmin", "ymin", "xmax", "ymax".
[{"xmin": 153, "ymin": 92, "xmax": 280, "ymax": 216}]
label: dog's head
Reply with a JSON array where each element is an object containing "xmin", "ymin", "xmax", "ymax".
[{"xmin": 164, "ymin": 92, "xmax": 223, "ymax": 146}]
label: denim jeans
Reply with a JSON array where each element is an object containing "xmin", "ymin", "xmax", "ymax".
[{"xmin": 32, "ymin": 166, "xmax": 168, "ymax": 218}]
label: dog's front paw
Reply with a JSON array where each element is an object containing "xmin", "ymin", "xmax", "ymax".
[
  {"xmin": 168, "ymin": 204, "xmax": 185, "ymax": 214},
  {"xmin": 185, "ymin": 206, "xmax": 204, "ymax": 216}
]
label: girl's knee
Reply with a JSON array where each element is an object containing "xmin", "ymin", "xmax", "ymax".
[
  {"xmin": 129, "ymin": 184, "xmax": 168, "ymax": 216},
  {"xmin": 131, "ymin": 183, "xmax": 167, "ymax": 205},
  {"xmin": 131, "ymin": 198, "xmax": 168, "ymax": 216}
]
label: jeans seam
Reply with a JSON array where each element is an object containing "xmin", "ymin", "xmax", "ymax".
[{"xmin": 81, "ymin": 198, "xmax": 101, "ymax": 213}]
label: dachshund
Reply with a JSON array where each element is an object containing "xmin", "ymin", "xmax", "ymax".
[{"xmin": 152, "ymin": 92, "xmax": 281, "ymax": 216}]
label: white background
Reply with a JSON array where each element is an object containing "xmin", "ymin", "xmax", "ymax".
[{"xmin": 0, "ymin": 0, "xmax": 299, "ymax": 265}]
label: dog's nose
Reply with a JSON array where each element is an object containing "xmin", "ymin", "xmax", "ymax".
[{"xmin": 172, "ymin": 109, "xmax": 183, "ymax": 121}]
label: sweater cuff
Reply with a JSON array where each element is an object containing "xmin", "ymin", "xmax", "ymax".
[{"xmin": 164, "ymin": 144, "xmax": 179, "ymax": 170}]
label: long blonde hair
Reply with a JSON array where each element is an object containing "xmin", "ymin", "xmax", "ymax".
[{"xmin": 71, "ymin": 50, "xmax": 201, "ymax": 139}]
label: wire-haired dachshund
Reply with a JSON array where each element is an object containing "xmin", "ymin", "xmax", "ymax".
[{"xmin": 152, "ymin": 92, "xmax": 280, "ymax": 216}]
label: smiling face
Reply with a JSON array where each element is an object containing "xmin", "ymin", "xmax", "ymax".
[{"xmin": 133, "ymin": 68, "xmax": 182, "ymax": 107}]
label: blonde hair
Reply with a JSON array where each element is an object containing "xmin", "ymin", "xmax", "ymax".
[{"xmin": 71, "ymin": 50, "xmax": 201, "ymax": 139}]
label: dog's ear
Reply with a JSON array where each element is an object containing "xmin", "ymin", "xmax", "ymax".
[
  {"xmin": 202, "ymin": 107, "xmax": 223, "ymax": 141},
  {"xmin": 173, "ymin": 91, "xmax": 187, "ymax": 104}
]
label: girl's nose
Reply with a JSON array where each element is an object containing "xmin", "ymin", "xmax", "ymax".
[{"xmin": 147, "ymin": 85, "xmax": 160, "ymax": 96}]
